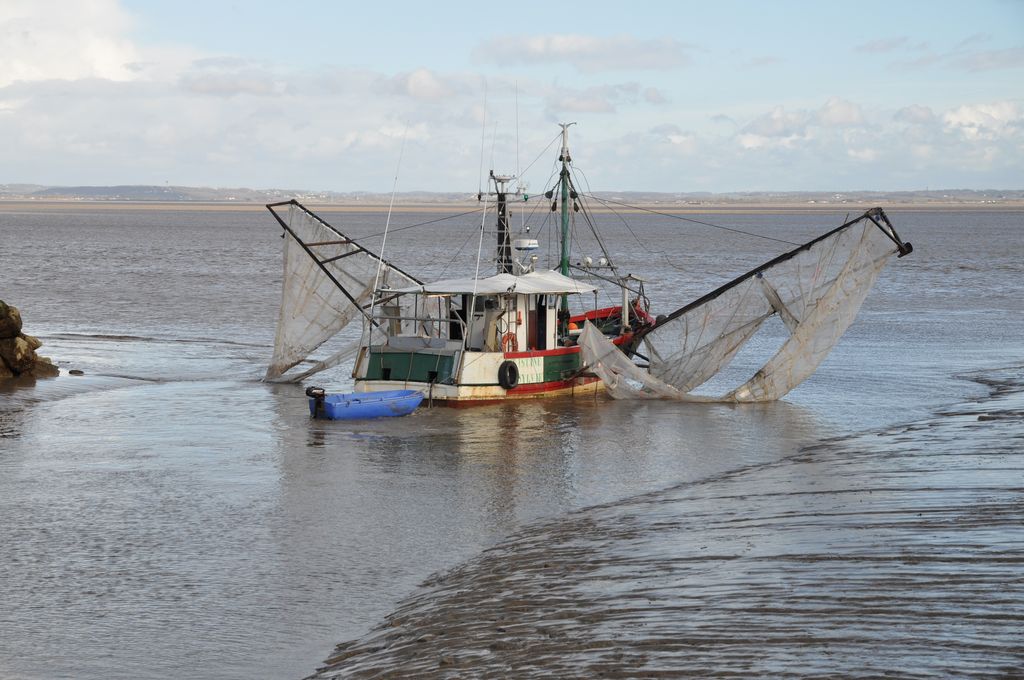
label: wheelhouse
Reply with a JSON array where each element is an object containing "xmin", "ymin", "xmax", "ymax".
[{"xmin": 353, "ymin": 270, "xmax": 596, "ymax": 388}]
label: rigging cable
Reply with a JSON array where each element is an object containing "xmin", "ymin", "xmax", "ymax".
[
  {"xmin": 359, "ymin": 207, "xmax": 484, "ymax": 240},
  {"xmin": 473, "ymin": 80, "xmax": 491, "ymax": 294},
  {"xmin": 530, "ymin": 156, "xmax": 563, "ymax": 269},
  {"xmin": 571, "ymin": 166, "xmax": 645, "ymax": 249},
  {"xmin": 570, "ymin": 166, "xmax": 697, "ymax": 277},
  {"xmin": 438, "ymin": 221, "xmax": 488, "ymax": 279},
  {"xmin": 472, "ymin": 188, "xmax": 490, "ymax": 298},
  {"xmin": 518, "ymin": 132, "xmax": 563, "ymax": 182},
  {"xmin": 570, "ymin": 167, "xmax": 732, "ymax": 275},
  {"xmin": 368, "ymin": 124, "xmax": 408, "ymax": 325},
  {"xmin": 568, "ymin": 170, "xmax": 623, "ymax": 310},
  {"xmin": 582, "ymin": 193, "xmax": 800, "ymax": 247},
  {"xmin": 569, "ymin": 167, "xmax": 620, "ymax": 274}
]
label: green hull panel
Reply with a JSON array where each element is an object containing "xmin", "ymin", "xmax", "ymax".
[{"xmin": 366, "ymin": 351, "xmax": 456, "ymax": 383}]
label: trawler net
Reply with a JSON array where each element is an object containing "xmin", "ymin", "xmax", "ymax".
[
  {"xmin": 265, "ymin": 203, "xmax": 419, "ymax": 382},
  {"xmin": 580, "ymin": 210, "xmax": 909, "ymax": 402}
]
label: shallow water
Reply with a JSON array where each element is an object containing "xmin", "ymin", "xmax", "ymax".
[
  {"xmin": 1, "ymin": 204, "xmax": 1022, "ymax": 679},
  {"xmin": 312, "ymin": 366, "xmax": 1024, "ymax": 678}
]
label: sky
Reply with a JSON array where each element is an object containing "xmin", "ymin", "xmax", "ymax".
[{"xmin": 1, "ymin": 0, "xmax": 1022, "ymax": 192}]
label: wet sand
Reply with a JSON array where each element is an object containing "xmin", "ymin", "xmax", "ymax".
[{"xmin": 309, "ymin": 366, "xmax": 1024, "ymax": 678}]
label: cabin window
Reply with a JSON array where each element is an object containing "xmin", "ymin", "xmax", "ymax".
[
  {"xmin": 473, "ymin": 296, "xmax": 499, "ymax": 313},
  {"xmin": 383, "ymin": 303, "xmax": 402, "ymax": 335},
  {"xmin": 450, "ymin": 304, "xmax": 464, "ymax": 340}
]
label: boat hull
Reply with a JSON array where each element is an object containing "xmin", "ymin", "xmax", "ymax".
[
  {"xmin": 356, "ymin": 375, "xmax": 603, "ymax": 406},
  {"xmin": 355, "ymin": 344, "xmax": 613, "ymax": 406},
  {"xmin": 353, "ymin": 332, "xmax": 640, "ymax": 406}
]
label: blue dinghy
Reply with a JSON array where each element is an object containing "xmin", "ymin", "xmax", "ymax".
[{"xmin": 306, "ymin": 386, "xmax": 424, "ymax": 420}]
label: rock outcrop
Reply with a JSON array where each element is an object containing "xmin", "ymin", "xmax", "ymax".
[{"xmin": 0, "ymin": 300, "xmax": 59, "ymax": 379}]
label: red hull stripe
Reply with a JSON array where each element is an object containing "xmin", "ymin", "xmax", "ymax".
[
  {"xmin": 505, "ymin": 345, "xmax": 579, "ymax": 359},
  {"xmin": 569, "ymin": 305, "xmax": 656, "ymax": 326},
  {"xmin": 507, "ymin": 375, "xmax": 600, "ymax": 395},
  {"xmin": 569, "ymin": 306, "xmax": 621, "ymax": 323}
]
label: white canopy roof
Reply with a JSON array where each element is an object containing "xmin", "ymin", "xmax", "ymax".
[{"xmin": 392, "ymin": 270, "xmax": 596, "ymax": 296}]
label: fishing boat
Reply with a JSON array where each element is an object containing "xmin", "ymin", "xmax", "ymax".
[{"xmin": 264, "ymin": 123, "xmax": 912, "ymax": 406}]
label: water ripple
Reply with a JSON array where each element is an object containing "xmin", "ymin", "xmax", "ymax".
[{"xmin": 309, "ymin": 365, "xmax": 1024, "ymax": 679}]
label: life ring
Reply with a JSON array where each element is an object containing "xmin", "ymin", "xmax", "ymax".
[
  {"xmin": 497, "ymin": 360, "xmax": 519, "ymax": 390},
  {"xmin": 500, "ymin": 332, "xmax": 519, "ymax": 353}
]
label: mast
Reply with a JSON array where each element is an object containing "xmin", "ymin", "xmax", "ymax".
[
  {"xmin": 558, "ymin": 123, "xmax": 574, "ymax": 277},
  {"xmin": 491, "ymin": 171, "xmax": 514, "ymax": 274},
  {"xmin": 558, "ymin": 122, "xmax": 575, "ymax": 326}
]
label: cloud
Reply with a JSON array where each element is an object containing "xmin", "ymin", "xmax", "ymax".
[
  {"xmin": 4, "ymin": 72, "xmax": 1022, "ymax": 191},
  {"xmin": 880, "ymin": 30, "xmax": 1024, "ymax": 73},
  {"xmin": 738, "ymin": 106, "xmax": 812, "ymax": 148},
  {"xmin": 1, "ymin": 3, "xmax": 1020, "ymax": 193},
  {"xmin": 543, "ymin": 83, "xmax": 664, "ymax": 116},
  {"xmin": 178, "ymin": 59, "xmax": 287, "ymax": 97},
  {"xmin": 913, "ymin": 43, "xmax": 1024, "ymax": 73},
  {"xmin": 664, "ymin": 132, "xmax": 697, "ymax": 154},
  {"xmin": 953, "ymin": 33, "xmax": 992, "ymax": 50},
  {"xmin": 855, "ymin": 36, "xmax": 911, "ymax": 53},
  {"xmin": 951, "ymin": 47, "xmax": 1024, "ymax": 72},
  {"xmin": 0, "ymin": 0, "xmax": 141, "ymax": 87},
  {"xmin": 700, "ymin": 96, "xmax": 1022, "ymax": 189},
  {"xmin": 0, "ymin": 51, "xmax": 567, "ymax": 190},
  {"xmin": 0, "ymin": 0, "xmax": 202, "ymax": 90},
  {"xmin": 382, "ymin": 68, "xmax": 461, "ymax": 100},
  {"xmin": 943, "ymin": 102, "xmax": 1022, "ymax": 141},
  {"xmin": 818, "ymin": 97, "xmax": 864, "ymax": 127},
  {"xmin": 738, "ymin": 97, "xmax": 869, "ymax": 141},
  {"xmin": 736, "ymin": 98, "xmax": 866, "ymax": 151},
  {"xmin": 847, "ymin": 147, "xmax": 879, "ymax": 162},
  {"xmin": 643, "ymin": 87, "xmax": 668, "ymax": 105},
  {"xmin": 894, "ymin": 104, "xmax": 936, "ymax": 125},
  {"xmin": 474, "ymin": 34, "xmax": 693, "ymax": 72},
  {"xmin": 648, "ymin": 124, "xmax": 697, "ymax": 152}
]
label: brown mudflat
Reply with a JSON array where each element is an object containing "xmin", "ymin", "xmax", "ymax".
[{"xmin": 309, "ymin": 366, "xmax": 1024, "ymax": 679}]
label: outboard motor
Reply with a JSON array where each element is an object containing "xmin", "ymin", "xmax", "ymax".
[{"xmin": 305, "ymin": 385, "xmax": 326, "ymax": 418}]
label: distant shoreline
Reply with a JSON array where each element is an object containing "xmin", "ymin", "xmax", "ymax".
[{"xmin": 2, "ymin": 199, "xmax": 1023, "ymax": 214}]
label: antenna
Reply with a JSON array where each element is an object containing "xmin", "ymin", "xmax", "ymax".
[
  {"xmin": 489, "ymin": 120, "xmax": 498, "ymax": 177},
  {"xmin": 515, "ymin": 82, "xmax": 523, "ymax": 233},
  {"xmin": 477, "ymin": 81, "xmax": 488, "ymax": 198},
  {"xmin": 368, "ymin": 124, "xmax": 408, "ymax": 327}
]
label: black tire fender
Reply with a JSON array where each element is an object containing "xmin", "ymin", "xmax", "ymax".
[{"xmin": 497, "ymin": 360, "xmax": 519, "ymax": 390}]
